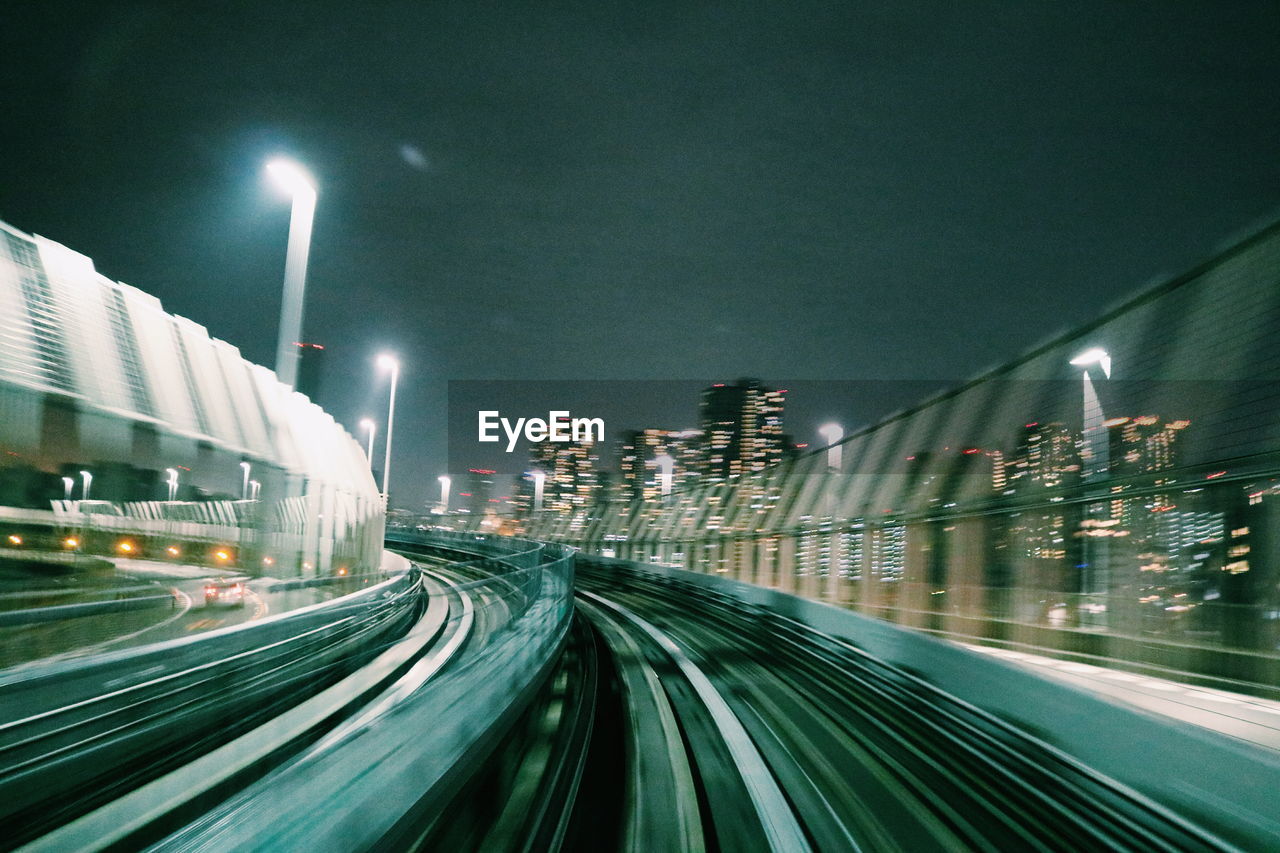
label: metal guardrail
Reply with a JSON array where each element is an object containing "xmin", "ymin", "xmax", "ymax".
[
  {"xmin": 151, "ymin": 533, "xmax": 576, "ymax": 851},
  {"xmin": 0, "ymin": 593, "xmax": 177, "ymax": 627},
  {"xmin": 0, "ymin": 533, "xmax": 575, "ymax": 851},
  {"xmin": 0, "ymin": 569, "xmax": 421, "ymax": 847}
]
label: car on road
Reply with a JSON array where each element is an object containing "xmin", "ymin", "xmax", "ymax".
[{"xmin": 203, "ymin": 577, "xmax": 248, "ymax": 608}]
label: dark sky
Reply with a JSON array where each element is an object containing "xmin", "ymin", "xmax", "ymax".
[{"xmin": 3, "ymin": 1, "xmax": 1279, "ymax": 506}]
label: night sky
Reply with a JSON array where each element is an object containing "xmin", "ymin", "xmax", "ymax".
[{"xmin": 3, "ymin": 2, "xmax": 1279, "ymax": 506}]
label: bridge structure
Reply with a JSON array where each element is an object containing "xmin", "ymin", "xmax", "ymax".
[
  {"xmin": 0, "ymin": 215, "xmax": 1279, "ymax": 850},
  {"xmin": 0, "ymin": 219, "xmax": 383, "ymax": 578}
]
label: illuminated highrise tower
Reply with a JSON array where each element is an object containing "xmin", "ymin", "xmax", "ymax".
[{"xmin": 699, "ymin": 378, "xmax": 787, "ymax": 481}]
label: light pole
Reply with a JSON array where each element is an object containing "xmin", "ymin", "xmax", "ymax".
[
  {"xmin": 1070, "ymin": 347, "xmax": 1112, "ymax": 482},
  {"xmin": 265, "ymin": 158, "xmax": 317, "ymax": 389},
  {"xmin": 1069, "ymin": 347, "xmax": 1112, "ymax": 621},
  {"xmin": 377, "ymin": 354, "xmax": 399, "ymax": 502},
  {"xmin": 240, "ymin": 462, "xmax": 252, "ymax": 501},
  {"xmin": 359, "ymin": 418, "xmax": 377, "ymax": 466},
  {"xmin": 79, "ymin": 470, "xmax": 92, "ymax": 501},
  {"xmin": 62, "ymin": 476, "xmax": 74, "ymax": 502},
  {"xmin": 532, "ymin": 470, "xmax": 546, "ymax": 512},
  {"xmin": 653, "ymin": 454, "xmax": 675, "ymax": 501},
  {"xmin": 165, "ymin": 468, "xmax": 179, "ymax": 502},
  {"xmin": 250, "ymin": 480, "xmax": 261, "ymax": 501},
  {"xmin": 818, "ymin": 423, "xmax": 844, "ymax": 471},
  {"xmin": 438, "ymin": 475, "xmax": 451, "ymax": 512}
]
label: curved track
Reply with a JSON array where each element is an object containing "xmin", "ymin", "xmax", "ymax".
[
  {"xmin": 563, "ymin": 562, "xmax": 1234, "ymax": 853},
  {"xmin": 0, "ymin": 537, "xmax": 1245, "ymax": 852}
]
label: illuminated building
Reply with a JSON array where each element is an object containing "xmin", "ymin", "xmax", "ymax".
[
  {"xmin": 1005, "ymin": 422, "xmax": 1079, "ymax": 493},
  {"xmin": 456, "ymin": 468, "xmax": 497, "ymax": 516},
  {"xmin": 699, "ymin": 378, "xmax": 787, "ymax": 481},
  {"xmin": 293, "ymin": 341, "xmax": 326, "ymax": 401},
  {"xmin": 521, "ymin": 440, "xmax": 602, "ymax": 515},
  {"xmin": 619, "ymin": 428, "xmax": 702, "ymax": 501},
  {"xmin": 1107, "ymin": 416, "xmax": 1189, "ymax": 478}
]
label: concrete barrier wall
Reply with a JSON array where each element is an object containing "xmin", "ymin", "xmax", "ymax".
[{"xmin": 585, "ymin": 555, "xmax": 1280, "ymax": 850}]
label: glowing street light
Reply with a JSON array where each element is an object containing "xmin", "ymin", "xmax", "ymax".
[
  {"xmin": 377, "ymin": 354, "xmax": 400, "ymax": 501},
  {"xmin": 165, "ymin": 468, "xmax": 179, "ymax": 502},
  {"xmin": 265, "ymin": 157, "xmax": 317, "ymax": 389},
  {"xmin": 1071, "ymin": 347, "xmax": 1113, "ymax": 609},
  {"xmin": 240, "ymin": 461, "xmax": 252, "ymax": 501},
  {"xmin": 359, "ymin": 417, "xmax": 377, "ymax": 466},
  {"xmin": 79, "ymin": 470, "xmax": 92, "ymax": 501},
  {"xmin": 818, "ymin": 423, "xmax": 844, "ymax": 471},
  {"xmin": 438, "ymin": 475, "xmax": 451, "ymax": 511},
  {"xmin": 62, "ymin": 476, "xmax": 74, "ymax": 501},
  {"xmin": 532, "ymin": 470, "xmax": 546, "ymax": 512},
  {"xmin": 249, "ymin": 479, "xmax": 261, "ymax": 501},
  {"xmin": 1070, "ymin": 347, "xmax": 1111, "ymax": 379},
  {"xmin": 1071, "ymin": 347, "xmax": 1112, "ymax": 482}
]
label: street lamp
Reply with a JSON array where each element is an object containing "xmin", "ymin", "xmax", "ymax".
[
  {"xmin": 377, "ymin": 354, "xmax": 400, "ymax": 501},
  {"xmin": 359, "ymin": 417, "xmax": 377, "ymax": 466},
  {"xmin": 438, "ymin": 475, "xmax": 451, "ymax": 511},
  {"xmin": 250, "ymin": 480, "xmax": 261, "ymax": 501},
  {"xmin": 1070, "ymin": 346, "xmax": 1112, "ymax": 615},
  {"xmin": 532, "ymin": 470, "xmax": 546, "ymax": 512},
  {"xmin": 1070, "ymin": 347, "xmax": 1112, "ymax": 481},
  {"xmin": 1069, "ymin": 347, "xmax": 1111, "ymax": 379},
  {"xmin": 62, "ymin": 476, "xmax": 74, "ymax": 502},
  {"xmin": 79, "ymin": 470, "xmax": 92, "ymax": 501},
  {"xmin": 653, "ymin": 454, "xmax": 675, "ymax": 499},
  {"xmin": 818, "ymin": 423, "xmax": 844, "ymax": 471},
  {"xmin": 240, "ymin": 462, "xmax": 252, "ymax": 501},
  {"xmin": 265, "ymin": 157, "xmax": 317, "ymax": 389},
  {"xmin": 165, "ymin": 468, "xmax": 179, "ymax": 502}
]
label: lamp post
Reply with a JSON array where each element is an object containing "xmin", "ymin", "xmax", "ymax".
[
  {"xmin": 250, "ymin": 480, "xmax": 261, "ymax": 501},
  {"xmin": 438, "ymin": 475, "xmax": 451, "ymax": 512},
  {"xmin": 377, "ymin": 354, "xmax": 400, "ymax": 502},
  {"xmin": 1070, "ymin": 347, "xmax": 1112, "ymax": 482},
  {"xmin": 818, "ymin": 423, "xmax": 844, "ymax": 471},
  {"xmin": 62, "ymin": 476, "xmax": 74, "ymax": 502},
  {"xmin": 165, "ymin": 468, "xmax": 179, "ymax": 502},
  {"xmin": 240, "ymin": 462, "xmax": 252, "ymax": 501},
  {"xmin": 359, "ymin": 418, "xmax": 377, "ymax": 466},
  {"xmin": 79, "ymin": 470, "xmax": 92, "ymax": 501},
  {"xmin": 1069, "ymin": 347, "xmax": 1112, "ymax": 622},
  {"xmin": 654, "ymin": 454, "xmax": 675, "ymax": 501},
  {"xmin": 265, "ymin": 158, "xmax": 317, "ymax": 389},
  {"xmin": 532, "ymin": 470, "xmax": 546, "ymax": 512}
]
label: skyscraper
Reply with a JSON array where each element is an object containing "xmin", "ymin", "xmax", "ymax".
[
  {"xmin": 1005, "ymin": 421, "xmax": 1080, "ymax": 494},
  {"xmin": 294, "ymin": 341, "xmax": 326, "ymax": 401},
  {"xmin": 699, "ymin": 378, "xmax": 787, "ymax": 481},
  {"xmin": 619, "ymin": 428, "xmax": 702, "ymax": 501},
  {"xmin": 521, "ymin": 439, "xmax": 603, "ymax": 515},
  {"xmin": 457, "ymin": 468, "xmax": 496, "ymax": 516}
]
